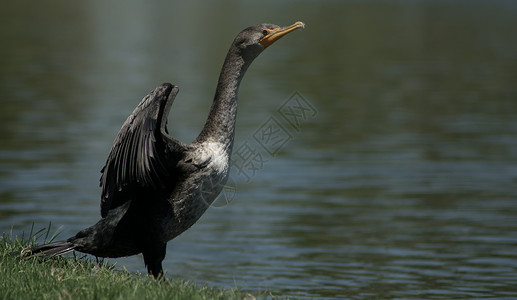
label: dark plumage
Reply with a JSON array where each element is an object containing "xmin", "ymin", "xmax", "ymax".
[{"xmin": 23, "ymin": 21, "xmax": 304, "ymax": 278}]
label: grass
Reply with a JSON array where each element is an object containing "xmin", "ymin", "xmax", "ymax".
[{"xmin": 0, "ymin": 225, "xmax": 270, "ymax": 300}]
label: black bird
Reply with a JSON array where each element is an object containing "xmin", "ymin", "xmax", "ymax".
[{"xmin": 24, "ymin": 21, "xmax": 305, "ymax": 277}]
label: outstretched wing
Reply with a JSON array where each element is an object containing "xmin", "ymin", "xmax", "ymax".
[{"xmin": 99, "ymin": 83, "xmax": 184, "ymax": 218}]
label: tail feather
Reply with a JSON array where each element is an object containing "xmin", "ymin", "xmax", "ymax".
[{"xmin": 22, "ymin": 240, "xmax": 75, "ymax": 257}]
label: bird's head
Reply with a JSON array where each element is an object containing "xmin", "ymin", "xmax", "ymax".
[{"xmin": 233, "ymin": 21, "xmax": 305, "ymax": 61}]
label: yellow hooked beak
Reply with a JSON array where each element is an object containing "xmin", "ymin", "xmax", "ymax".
[{"xmin": 259, "ymin": 21, "xmax": 305, "ymax": 49}]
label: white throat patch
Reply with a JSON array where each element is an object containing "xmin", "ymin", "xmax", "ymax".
[{"xmin": 200, "ymin": 141, "xmax": 229, "ymax": 174}]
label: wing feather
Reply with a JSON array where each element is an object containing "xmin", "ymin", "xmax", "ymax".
[{"xmin": 99, "ymin": 83, "xmax": 183, "ymax": 217}]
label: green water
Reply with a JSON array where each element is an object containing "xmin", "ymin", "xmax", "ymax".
[{"xmin": 1, "ymin": 1, "xmax": 517, "ymax": 298}]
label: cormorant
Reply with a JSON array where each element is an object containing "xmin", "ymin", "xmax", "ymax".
[{"xmin": 23, "ymin": 21, "xmax": 305, "ymax": 278}]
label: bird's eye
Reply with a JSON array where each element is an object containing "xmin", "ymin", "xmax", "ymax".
[{"xmin": 262, "ymin": 30, "xmax": 269, "ymax": 36}]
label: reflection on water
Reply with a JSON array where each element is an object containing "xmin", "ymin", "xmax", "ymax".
[{"xmin": 1, "ymin": 1, "xmax": 517, "ymax": 298}]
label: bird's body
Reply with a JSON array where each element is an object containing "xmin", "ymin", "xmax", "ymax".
[{"xmin": 24, "ymin": 21, "xmax": 304, "ymax": 277}]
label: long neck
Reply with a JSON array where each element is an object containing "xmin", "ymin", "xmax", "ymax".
[{"xmin": 195, "ymin": 45, "xmax": 251, "ymax": 150}]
